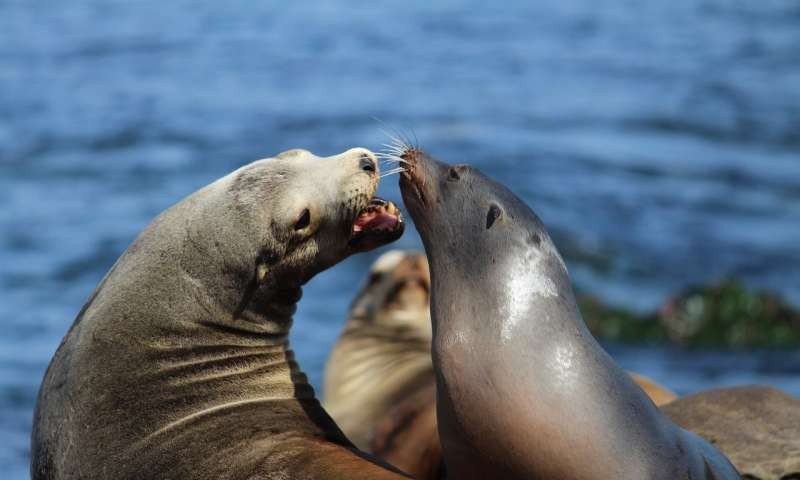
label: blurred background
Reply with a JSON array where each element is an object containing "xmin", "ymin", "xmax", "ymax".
[{"xmin": 2, "ymin": 1, "xmax": 799, "ymax": 477}]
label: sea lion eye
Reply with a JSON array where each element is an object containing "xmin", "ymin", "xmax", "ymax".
[
  {"xmin": 360, "ymin": 155, "xmax": 376, "ymax": 173},
  {"xmin": 294, "ymin": 209, "xmax": 311, "ymax": 230},
  {"xmin": 486, "ymin": 204, "xmax": 503, "ymax": 229},
  {"xmin": 448, "ymin": 168, "xmax": 461, "ymax": 181}
]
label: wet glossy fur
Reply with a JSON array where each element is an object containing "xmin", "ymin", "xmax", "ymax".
[{"xmin": 399, "ymin": 150, "xmax": 739, "ymax": 480}]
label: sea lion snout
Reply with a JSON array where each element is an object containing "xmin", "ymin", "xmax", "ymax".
[{"xmin": 398, "ymin": 149, "xmax": 441, "ymax": 213}]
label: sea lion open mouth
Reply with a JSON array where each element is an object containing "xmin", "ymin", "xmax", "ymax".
[{"xmin": 349, "ymin": 197, "xmax": 404, "ymax": 251}]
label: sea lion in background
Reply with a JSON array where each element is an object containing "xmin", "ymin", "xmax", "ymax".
[
  {"xmin": 662, "ymin": 386, "xmax": 800, "ymax": 479},
  {"xmin": 629, "ymin": 372, "xmax": 678, "ymax": 406},
  {"xmin": 325, "ymin": 250, "xmax": 678, "ymax": 480},
  {"xmin": 324, "ymin": 250, "xmax": 442, "ymax": 480},
  {"xmin": 324, "ymin": 250, "xmax": 434, "ymax": 451},
  {"xmin": 31, "ymin": 148, "xmax": 410, "ymax": 480},
  {"xmin": 397, "ymin": 147, "xmax": 739, "ymax": 479}
]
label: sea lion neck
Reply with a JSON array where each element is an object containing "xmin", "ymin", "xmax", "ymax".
[
  {"xmin": 111, "ymin": 182, "xmax": 316, "ymax": 402},
  {"xmin": 165, "ymin": 216, "xmax": 297, "ymax": 340},
  {"xmin": 427, "ymin": 228, "xmax": 582, "ymax": 341}
]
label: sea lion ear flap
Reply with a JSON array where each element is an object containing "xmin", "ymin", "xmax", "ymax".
[
  {"xmin": 486, "ymin": 204, "xmax": 503, "ymax": 229},
  {"xmin": 255, "ymin": 249, "xmax": 281, "ymax": 285},
  {"xmin": 234, "ymin": 252, "xmax": 276, "ymax": 318},
  {"xmin": 257, "ymin": 263, "xmax": 270, "ymax": 284}
]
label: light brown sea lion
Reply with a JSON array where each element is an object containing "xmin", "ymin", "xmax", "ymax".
[
  {"xmin": 324, "ymin": 250, "xmax": 441, "ymax": 480},
  {"xmin": 31, "ymin": 148, "xmax": 410, "ymax": 480},
  {"xmin": 398, "ymin": 147, "xmax": 739, "ymax": 479},
  {"xmin": 629, "ymin": 372, "xmax": 678, "ymax": 406},
  {"xmin": 325, "ymin": 250, "xmax": 680, "ymax": 479},
  {"xmin": 371, "ymin": 383, "xmax": 441, "ymax": 480},
  {"xmin": 662, "ymin": 385, "xmax": 800, "ymax": 479},
  {"xmin": 324, "ymin": 250, "xmax": 434, "ymax": 451}
]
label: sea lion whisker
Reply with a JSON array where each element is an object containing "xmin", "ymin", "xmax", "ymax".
[
  {"xmin": 379, "ymin": 144, "xmax": 413, "ymax": 161},
  {"xmin": 380, "ymin": 145, "xmax": 407, "ymax": 157},
  {"xmin": 407, "ymin": 126, "xmax": 419, "ymax": 150},
  {"xmin": 371, "ymin": 117, "xmax": 405, "ymax": 143},
  {"xmin": 391, "ymin": 136, "xmax": 410, "ymax": 151},
  {"xmin": 376, "ymin": 151, "xmax": 404, "ymax": 157},
  {"xmin": 376, "ymin": 155, "xmax": 410, "ymax": 166},
  {"xmin": 387, "ymin": 134, "xmax": 409, "ymax": 151},
  {"xmin": 389, "ymin": 125, "xmax": 415, "ymax": 153},
  {"xmin": 382, "ymin": 134, "xmax": 410, "ymax": 150},
  {"xmin": 380, "ymin": 167, "xmax": 407, "ymax": 178},
  {"xmin": 371, "ymin": 116, "xmax": 413, "ymax": 153},
  {"xmin": 378, "ymin": 153, "xmax": 405, "ymax": 163}
]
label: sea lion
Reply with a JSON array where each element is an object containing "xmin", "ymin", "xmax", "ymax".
[
  {"xmin": 662, "ymin": 386, "xmax": 800, "ymax": 479},
  {"xmin": 324, "ymin": 250, "xmax": 442, "ymax": 480},
  {"xmin": 31, "ymin": 148, "xmax": 409, "ymax": 480},
  {"xmin": 324, "ymin": 250, "xmax": 678, "ymax": 480},
  {"xmin": 324, "ymin": 250, "xmax": 434, "ymax": 452},
  {"xmin": 629, "ymin": 372, "xmax": 678, "ymax": 406},
  {"xmin": 397, "ymin": 147, "xmax": 739, "ymax": 479}
]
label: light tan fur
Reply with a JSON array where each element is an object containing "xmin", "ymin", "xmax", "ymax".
[
  {"xmin": 32, "ymin": 148, "xmax": 408, "ymax": 480},
  {"xmin": 324, "ymin": 251, "xmax": 433, "ymax": 451}
]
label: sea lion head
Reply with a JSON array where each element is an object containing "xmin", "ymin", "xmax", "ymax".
[
  {"xmin": 223, "ymin": 147, "xmax": 404, "ymax": 290},
  {"xmin": 349, "ymin": 250, "xmax": 431, "ymax": 332},
  {"xmin": 398, "ymin": 148, "xmax": 570, "ymax": 337},
  {"xmin": 399, "ymin": 148, "xmax": 565, "ymax": 271}
]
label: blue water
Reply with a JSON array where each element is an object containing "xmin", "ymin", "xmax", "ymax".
[{"xmin": 2, "ymin": 1, "xmax": 800, "ymax": 477}]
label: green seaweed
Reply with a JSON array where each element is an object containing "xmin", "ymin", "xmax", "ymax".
[{"xmin": 579, "ymin": 279, "xmax": 800, "ymax": 348}]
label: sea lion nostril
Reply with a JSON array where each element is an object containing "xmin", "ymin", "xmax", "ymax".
[{"xmin": 360, "ymin": 155, "xmax": 377, "ymax": 173}]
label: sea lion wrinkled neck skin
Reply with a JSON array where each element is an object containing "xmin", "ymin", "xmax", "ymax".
[
  {"xmin": 399, "ymin": 150, "xmax": 738, "ymax": 480},
  {"xmin": 32, "ymin": 148, "xmax": 408, "ymax": 480}
]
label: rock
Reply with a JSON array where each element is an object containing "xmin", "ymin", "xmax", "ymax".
[{"xmin": 662, "ymin": 386, "xmax": 800, "ymax": 479}]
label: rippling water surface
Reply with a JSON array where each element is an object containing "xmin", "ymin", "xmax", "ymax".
[{"xmin": 2, "ymin": 1, "xmax": 800, "ymax": 477}]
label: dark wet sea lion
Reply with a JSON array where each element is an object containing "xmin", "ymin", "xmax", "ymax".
[
  {"xmin": 662, "ymin": 385, "xmax": 800, "ymax": 479},
  {"xmin": 397, "ymin": 147, "xmax": 739, "ymax": 479},
  {"xmin": 31, "ymin": 148, "xmax": 409, "ymax": 480},
  {"xmin": 325, "ymin": 249, "xmax": 679, "ymax": 479}
]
